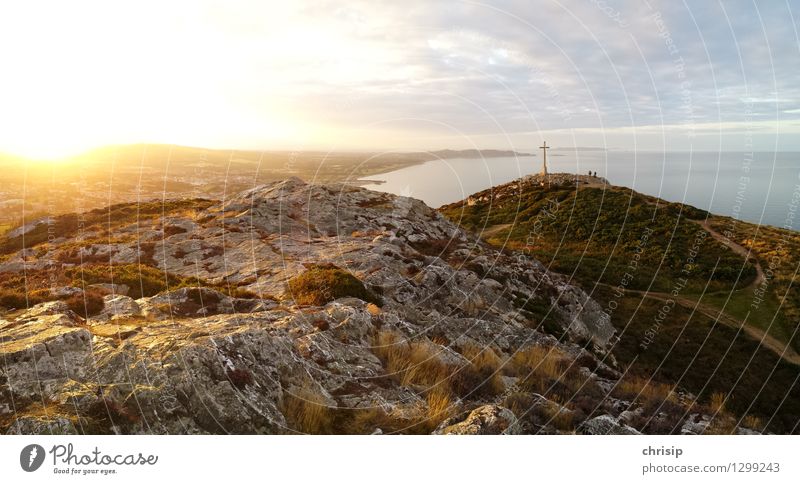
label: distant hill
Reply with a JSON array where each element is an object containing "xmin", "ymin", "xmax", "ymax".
[
  {"xmin": 427, "ymin": 149, "xmax": 533, "ymax": 158},
  {"xmin": 0, "ymin": 144, "xmax": 530, "ymax": 228}
]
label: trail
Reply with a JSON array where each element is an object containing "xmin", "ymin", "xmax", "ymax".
[
  {"xmin": 481, "ymin": 220, "xmax": 799, "ymax": 366},
  {"xmin": 479, "ymin": 223, "xmax": 512, "ymax": 239},
  {"xmin": 618, "ymin": 286, "xmax": 800, "ymax": 366},
  {"xmin": 694, "ymin": 219, "xmax": 765, "ymax": 290}
]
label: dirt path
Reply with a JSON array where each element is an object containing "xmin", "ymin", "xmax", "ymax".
[
  {"xmin": 480, "ymin": 223, "xmax": 512, "ymax": 239},
  {"xmin": 695, "ymin": 219, "xmax": 765, "ymax": 290},
  {"xmin": 589, "ymin": 217, "xmax": 796, "ymax": 364},
  {"xmin": 618, "ymin": 286, "xmax": 800, "ymax": 365},
  {"xmin": 481, "ymin": 218, "xmax": 798, "ymax": 364}
]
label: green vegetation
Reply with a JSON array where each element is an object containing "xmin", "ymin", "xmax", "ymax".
[
  {"xmin": 441, "ymin": 179, "xmax": 800, "ymax": 433},
  {"xmin": 287, "ymin": 263, "xmax": 382, "ymax": 306},
  {"xmin": 0, "ymin": 263, "xmax": 256, "ymax": 312},
  {"xmin": 598, "ymin": 284, "xmax": 800, "ymax": 434},
  {"xmin": 709, "ymin": 217, "xmax": 800, "ymax": 346},
  {"xmin": 441, "ymin": 184, "xmax": 755, "ymax": 294},
  {"xmin": 68, "ymin": 264, "xmax": 190, "ymax": 299}
]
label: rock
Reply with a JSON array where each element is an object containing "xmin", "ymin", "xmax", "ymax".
[
  {"xmin": 50, "ymin": 286, "xmax": 83, "ymax": 298},
  {"xmin": 577, "ymin": 415, "xmax": 641, "ymax": 435},
  {"xmin": 17, "ymin": 301, "xmax": 82, "ymax": 325},
  {"xmin": 434, "ymin": 405, "xmax": 521, "ymax": 435},
  {"xmin": 681, "ymin": 414, "xmax": 712, "ymax": 435},
  {"xmin": 6, "ymin": 416, "xmax": 77, "ymax": 435},
  {"xmin": 98, "ymin": 295, "xmax": 141, "ymax": 319}
]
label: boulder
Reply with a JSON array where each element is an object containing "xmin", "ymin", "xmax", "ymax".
[{"xmin": 434, "ymin": 405, "xmax": 521, "ymax": 435}]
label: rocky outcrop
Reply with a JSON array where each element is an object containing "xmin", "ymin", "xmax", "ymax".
[
  {"xmin": 577, "ymin": 415, "xmax": 640, "ymax": 435},
  {"xmin": 434, "ymin": 405, "xmax": 520, "ymax": 435},
  {"xmin": 0, "ymin": 178, "xmax": 630, "ymax": 434}
]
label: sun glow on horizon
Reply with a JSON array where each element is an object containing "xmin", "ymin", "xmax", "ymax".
[{"xmin": 1, "ymin": 1, "xmax": 798, "ymax": 157}]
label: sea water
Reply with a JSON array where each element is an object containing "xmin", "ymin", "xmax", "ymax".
[{"xmin": 370, "ymin": 151, "xmax": 800, "ymax": 230}]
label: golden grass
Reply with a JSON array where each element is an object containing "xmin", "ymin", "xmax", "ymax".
[
  {"xmin": 543, "ymin": 397, "xmax": 575, "ymax": 431},
  {"xmin": 709, "ymin": 392, "xmax": 727, "ymax": 414},
  {"xmin": 506, "ymin": 345, "xmax": 568, "ymax": 394},
  {"xmin": 703, "ymin": 392, "xmax": 736, "ymax": 434},
  {"xmin": 458, "ymin": 342, "xmax": 505, "ymax": 395},
  {"xmin": 342, "ymin": 390, "xmax": 456, "ymax": 435},
  {"xmin": 509, "ymin": 345, "xmax": 565, "ymax": 379},
  {"xmin": 372, "ymin": 330, "xmax": 451, "ymax": 389},
  {"xmin": 281, "ymin": 385, "xmax": 334, "ymax": 434},
  {"xmin": 742, "ymin": 414, "xmax": 763, "ymax": 432},
  {"xmin": 612, "ymin": 375, "xmax": 676, "ymax": 405},
  {"xmin": 426, "ymin": 387, "xmax": 455, "ymax": 427}
]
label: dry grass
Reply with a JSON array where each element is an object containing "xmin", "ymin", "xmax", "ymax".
[
  {"xmin": 508, "ymin": 345, "xmax": 566, "ymax": 379},
  {"xmin": 543, "ymin": 397, "xmax": 575, "ymax": 431},
  {"xmin": 342, "ymin": 390, "xmax": 456, "ymax": 435},
  {"xmin": 742, "ymin": 414, "xmax": 763, "ymax": 432},
  {"xmin": 281, "ymin": 385, "xmax": 334, "ymax": 434},
  {"xmin": 458, "ymin": 342, "xmax": 505, "ymax": 396},
  {"xmin": 506, "ymin": 345, "xmax": 568, "ymax": 394},
  {"xmin": 372, "ymin": 330, "xmax": 451, "ymax": 389},
  {"xmin": 425, "ymin": 387, "xmax": 455, "ymax": 428},
  {"xmin": 703, "ymin": 392, "xmax": 736, "ymax": 434},
  {"xmin": 612, "ymin": 375, "xmax": 676, "ymax": 405},
  {"xmin": 709, "ymin": 392, "xmax": 727, "ymax": 414}
]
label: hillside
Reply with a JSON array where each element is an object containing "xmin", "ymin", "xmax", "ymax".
[
  {"xmin": 0, "ymin": 177, "xmax": 796, "ymax": 434},
  {"xmin": 441, "ymin": 173, "xmax": 800, "ymax": 432}
]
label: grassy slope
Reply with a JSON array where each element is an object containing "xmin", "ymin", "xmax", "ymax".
[{"xmin": 441, "ymin": 179, "xmax": 800, "ymax": 433}]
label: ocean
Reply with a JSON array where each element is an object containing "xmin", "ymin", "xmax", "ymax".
[{"xmin": 370, "ymin": 151, "xmax": 800, "ymax": 230}]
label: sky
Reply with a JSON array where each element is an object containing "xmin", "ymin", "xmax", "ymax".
[{"xmin": 0, "ymin": 0, "xmax": 798, "ymax": 159}]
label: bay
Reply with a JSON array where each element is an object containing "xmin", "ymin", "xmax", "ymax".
[{"xmin": 370, "ymin": 151, "xmax": 800, "ymax": 230}]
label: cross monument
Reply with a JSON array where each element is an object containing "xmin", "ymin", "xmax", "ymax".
[{"xmin": 539, "ymin": 141, "xmax": 549, "ymax": 176}]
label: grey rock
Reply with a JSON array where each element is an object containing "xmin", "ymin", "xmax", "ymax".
[
  {"xmin": 434, "ymin": 405, "xmax": 521, "ymax": 435},
  {"xmin": 577, "ymin": 415, "xmax": 641, "ymax": 435}
]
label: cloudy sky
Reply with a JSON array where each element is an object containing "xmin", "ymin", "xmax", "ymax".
[{"xmin": 1, "ymin": 0, "xmax": 798, "ymax": 158}]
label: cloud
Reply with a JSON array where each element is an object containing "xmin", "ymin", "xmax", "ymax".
[{"xmin": 0, "ymin": 0, "xmax": 798, "ymax": 154}]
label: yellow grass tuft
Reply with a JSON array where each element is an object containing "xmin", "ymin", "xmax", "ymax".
[
  {"xmin": 281, "ymin": 385, "xmax": 334, "ymax": 434},
  {"xmin": 709, "ymin": 392, "xmax": 727, "ymax": 414}
]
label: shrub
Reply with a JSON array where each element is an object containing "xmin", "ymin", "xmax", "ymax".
[
  {"xmin": 69, "ymin": 264, "xmax": 184, "ymax": 299},
  {"xmin": 186, "ymin": 287, "xmax": 222, "ymax": 306},
  {"xmin": 408, "ymin": 238, "xmax": 456, "ymax": 258},
  {"xmin": 227, "ymin": 368, "xmax": 254, "ymax": 390},
  {"xmin": 86, "ymin": 398, "xmax": 140, "ymax": 432},
  {"xmin": 0, "ymin": 288, "xmax": 44, "ymax": 309},
  {"xmin": 163, "ymin": 225, "xmax": 187, "ymax": 236},
  {"xmin": 63, "ymin": 289, "xmax": 105, "ymax": 318},
  {"xmin": 287, "ymin": 263, "xmax": 381, "ymax": 306}
]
